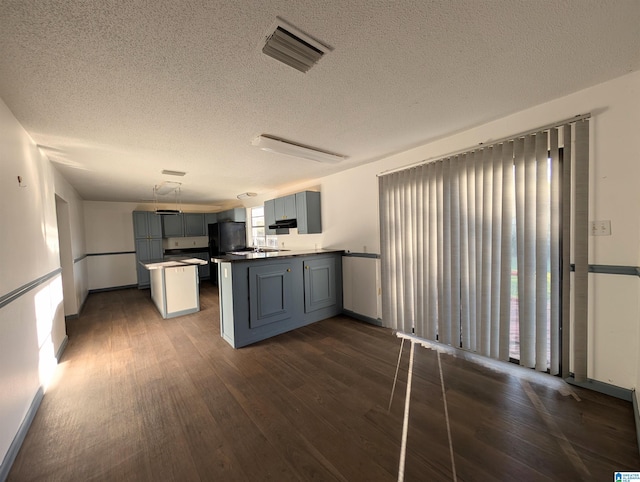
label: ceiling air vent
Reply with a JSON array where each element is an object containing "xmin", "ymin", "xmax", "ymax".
[{"xmin": 262, "ymin": 22, "xmax": 328, "ymax": 73}]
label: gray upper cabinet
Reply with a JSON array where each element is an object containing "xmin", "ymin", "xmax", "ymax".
[
  {"xmin": 274, "ymin": 194, "xmax": 296, "ymax": 220},
  {"xmin": 162, "ymin": 214, "xmax": 184, "ymax": 237},
  {"xmin": 184, "ymin": 213, "xmax": 206, "ymax": 236},
  {"xmin": 204, "ymin": 213, "xmax": 217, "ymax": 228},
  {"xmin": 133, "ymin": 211, "xmax": 162, "ymax": 239},
  {"xmin": 263, "ymin": 191, "xmax": 322, "ymax": 235},
  {"xmin": 162, "ymin": 212, "xmax": 218, "ymax": 237},
  {"xmin": 296, "ymin": 191, "xmax": 321, "ymax": 234},
  {"xmin": 217, "ymin": 208, "xmax": 246, "ymax": 223},
  {"xmin": 264, "ymin": 199, "xmax": 276, "ymax": 235}
]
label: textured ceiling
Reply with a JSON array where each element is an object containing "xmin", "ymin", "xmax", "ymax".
[{"xmin": 1, "ymin": 0, "xmax": 639, "ymax": 206}]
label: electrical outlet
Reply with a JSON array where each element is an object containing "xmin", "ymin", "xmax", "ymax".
[{"xmin": 590, "ymin": 220, "xmax": 611, "ymax": 236}]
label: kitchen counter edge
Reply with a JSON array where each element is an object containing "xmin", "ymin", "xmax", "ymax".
[{"xmin": 212, "ymin": 248, "xmax": 344, "ymax": 263}]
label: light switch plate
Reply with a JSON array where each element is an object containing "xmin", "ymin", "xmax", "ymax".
[{"xmin": 590, "ymin": 220, "xmax": 611, "ymax": 236}]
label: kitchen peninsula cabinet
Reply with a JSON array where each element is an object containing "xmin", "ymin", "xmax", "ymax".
[{"xmin": 214, "ymin": 250, "xmax": 342, "ymax": 348}]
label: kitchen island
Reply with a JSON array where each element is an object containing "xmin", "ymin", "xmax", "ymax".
[
  {"xmin": 140, "ymin": 257, "xmax": 207, "ymax": 319},
  {"xmin": 213, "ymin": 249, "xmax": 343, "ymax": 348}
]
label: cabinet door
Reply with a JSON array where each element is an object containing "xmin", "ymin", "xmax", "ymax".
[
  {"xmin": 264, "ymin": 200, "xmax": 276, "ymax": 235},
  {"xmin": 135, "ymin": 239, "xmax": 151, "ymax": 287},
  {"xmin": 303, "ymin": 257, "xmax": 336, "ymax": 313},
  {"xmin": 274, "ymin": 195, "xmax": 296, "ymax": 220},
  {"xmin": 147, "ymin": 213, "xmax": 162, "ymax": 238},
  {"xmin": 193, "ymin": 251, "xmax": 210, "ymax": 278},
  {"xmin": 133, "ymin": 211, "xmax": 148, "ymax": 239},
  {"xmin": 134, "ymin": 211, "xmax": 163, "ymax": 238},
  {"xmin": 162, "ymin": 214, "xmax": 184, "ymax": 237},
  {"xmin": 149, "ymin": 238, "xmax": 163, "ymax": 259},
  {"xmin": 249, "ymin": 263, "xmax": 292, "ymax": 328},
  {"xmin": 296, "ymin": 191, "xmax": 322, "ymax": 234},
  {"xmin": 184, "ymin": 213, "xmax": 205, "ymax": 236}
]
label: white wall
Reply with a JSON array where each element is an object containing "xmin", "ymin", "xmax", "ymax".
[
  {"xmin": 0, "ymin": 98, "xmax": 67, "ymax": 472},
  {"xmin": 83, "ymin": 201, "xmax": 139, "ymax": 290},
  {"xmin": 250, "ymin": 71, "xmax": 640, "ymax": 390},
  {"xmin": 53, "ymin": 170, "xmax": 88, "ymax": 315},
  {"xmin": 83, "ymin": 201, "xmax": 219, "ymax": 290}
]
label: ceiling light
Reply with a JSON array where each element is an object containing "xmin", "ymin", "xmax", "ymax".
[
  {"xmin": 237, "ymin": 192, "xmax": 258, "ymax": 199},
  {"xmin": 251, "ymin": 135, "xmax": 346, "ymax": 163},
  {"xmin": 154, "ymin": 181, "xmax": 182, "ymax": 195},
  {"xmin": 153, "ymin": 183, "xmax": 183, "ymax": 215},
  {"xmin": 161, "ymin": 169, "xmax": 186, "ymax": 177}
]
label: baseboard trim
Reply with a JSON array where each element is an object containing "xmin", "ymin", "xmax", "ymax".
[
  {"xmin": 88, "ymin": 284, "xmax": 138, "ymax": 294},
  {"xmin": 0, "ymin": 386, "xmax": 44, "ymax": 482},
  {"xmin": 633, "ymin": 390, "xmax": 640, "ymax": 456},
  {"xmin": 565, "ymin": 376, "xmax": 633, "ymax": 401},
  {"xmin": 56, "ymin": 335, "xmax": 69, "ymax": 362},
  {"xmin": 342, "ymin": 309, "xmax": 382, "ymax": 326}
]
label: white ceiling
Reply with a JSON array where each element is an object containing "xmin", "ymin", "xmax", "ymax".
[{"xmin": 1, "ymin": 1, "xmax": 639, "ymax": 206}]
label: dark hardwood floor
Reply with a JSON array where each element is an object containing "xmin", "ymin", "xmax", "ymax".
[{"xmin": 8, "ymin": 285, "xmax": 640, "ymax": 481}]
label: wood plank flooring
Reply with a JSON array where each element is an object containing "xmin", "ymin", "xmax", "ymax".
[{"xmin": 7, "ymin": 285, "xmax": 640, "ymax": 481}]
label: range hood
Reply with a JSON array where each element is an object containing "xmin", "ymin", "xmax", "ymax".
[
  {"xmin": 155, "ymin": 209, "xmax": 182, "ymax": 215},
  {"xmin": 269, "ymin": 219, "xmax": 297, "ymax": 229}
]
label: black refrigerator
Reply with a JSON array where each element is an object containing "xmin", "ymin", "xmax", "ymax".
[{"xmin": 208, "ymin": 222, "xmax": 247, "ymax": 284}]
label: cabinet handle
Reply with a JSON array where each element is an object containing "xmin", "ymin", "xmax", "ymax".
[
  {"xmin": 305, "ymin": 265, "xmax": 309, "ymax": 270},
  {"xmin": 286, "ymin": 268, "xmax": 291, "ymax": 272}
]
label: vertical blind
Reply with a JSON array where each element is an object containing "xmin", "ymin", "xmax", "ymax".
[{"xmin": 379, "ymin": 119, "xmax": 589, "ymax": 376}]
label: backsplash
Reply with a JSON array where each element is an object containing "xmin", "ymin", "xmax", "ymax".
[{"xmin": 163, "ymin": 236, "xmax": 208, "ymax": 250}]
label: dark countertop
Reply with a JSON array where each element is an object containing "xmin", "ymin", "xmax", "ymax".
[
  {"xmin": 164, "ymin": 247, "xmax": 209, "ymax": 255},
  {"xmin": 212, "ymin": 248, "xmax": 344, "ymax": 263}
]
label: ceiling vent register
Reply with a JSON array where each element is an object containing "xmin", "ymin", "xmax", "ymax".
[{"xmin": 262, "ymin": 26, "xmax": 325, "ymax": 73}]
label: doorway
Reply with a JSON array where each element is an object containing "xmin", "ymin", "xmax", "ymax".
[{"xmin": 55, "ymin": 195, "xmax": 76, "ymax": 316}]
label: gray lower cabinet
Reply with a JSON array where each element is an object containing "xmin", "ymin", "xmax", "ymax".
[
  {"xmin": 218, "ymin": 252, "xmax": 342, "ymax": 348},
  {"xmin": 303, "ymin": 256, "xmax": 336, "ymax": 313},
  {"xmin": 135, "ymin": 238, "xmax": 163, "ymax": 286},
  {"xmin": 133, "ymin": 211, "xmax": 163, "ymax": 288},
  {"xmin": 192, "ymin": 251, "xmax": 210, "ymax": 279},
  {"xmin": 249, "ymin": 262, "xmax": 293, "ymax": 328}
]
